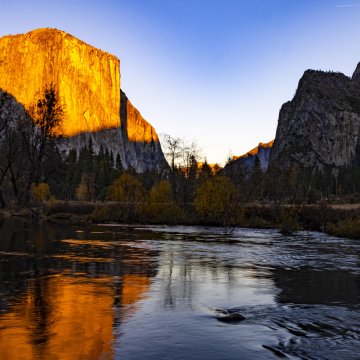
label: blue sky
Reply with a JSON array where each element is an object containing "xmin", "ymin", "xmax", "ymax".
[{"xmin": 1, "ymin": 0, "xmax": 360, "ymax": 164}]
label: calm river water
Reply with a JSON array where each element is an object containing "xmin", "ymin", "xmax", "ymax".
[{"xmin": 0, "ymin": 219, "xmax": 359, "ymax": 359}]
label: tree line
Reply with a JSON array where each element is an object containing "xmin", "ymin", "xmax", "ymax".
[{"xmin": 1, "ymin": 87, "xmax": 360, "ymax": 227}]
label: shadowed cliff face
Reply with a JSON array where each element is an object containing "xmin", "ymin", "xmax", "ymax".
[
  {"xmin": 270, "ymin": 66, "xmax": 360, "ymax": 169},
  {"xmin": 119, "ymin": 90, "xmax": 167, "ymax": 172},
  {"xmin": 352, "ymin": 62, "xmax": 360, "ymax": 82},
  {"xmin": 0, "ymin": 28, "xmax": 167, "ymax": 172},
  {"xmin": 0, "ymin": 89, "xmax": 31, "ymax": 128}
]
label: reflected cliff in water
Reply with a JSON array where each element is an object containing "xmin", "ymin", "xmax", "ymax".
[
  {"xmin": 274, "ymin": 267, "xmax": 360, "ymax": 306},
  {"xmin": 0, "ymin": 276, "xmax": 115, "ymax": 359},
  {"xmin": 0, "ymin": 219, "xmax": 157, "ymax": 360}
]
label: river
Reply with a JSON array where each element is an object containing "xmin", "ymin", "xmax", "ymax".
[{"xmin": 0, "ymin": 219, "xmax": 359, "ymax": 359}]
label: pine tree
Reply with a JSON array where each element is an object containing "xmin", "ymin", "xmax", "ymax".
[{"xmin": 115, "ymin": 153, "xmax": 123, "ymax": 171}]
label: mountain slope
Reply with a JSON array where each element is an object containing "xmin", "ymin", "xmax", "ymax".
[{"xmin": 223, "ymin": 141, "xmax": 273, "ymax": 178}]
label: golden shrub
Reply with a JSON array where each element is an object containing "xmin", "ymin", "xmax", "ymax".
[
  {"xmin": 150, "ymin": 180, "xmax": 173, "ymax": 204},
  {"xmin": 194, "ymin": 176, "xmax": 236, "ymax": 223},
  {"xmin": 31, "ymin": 182, "xmax": 50, "ymax": 202},
  {"xmin": 108, "ymin": 173, "xmax": 146, "ymax": 202}
]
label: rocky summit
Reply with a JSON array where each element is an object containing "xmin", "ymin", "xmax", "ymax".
[
  {"xmin": 270, "ymin": 65, "xmax": 360, "ymax": 169},
  {"xmin": 223, "ymin": 141, "xmax": 273, "ymax": 178},
  {"xmin": 0, "ymin": 28, "xmax": 167, "ymax": 172}
]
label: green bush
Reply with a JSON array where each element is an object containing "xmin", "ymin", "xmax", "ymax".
[{"xmin": 279, "ymin": 213, "xmax": 300, "ymax": 235}]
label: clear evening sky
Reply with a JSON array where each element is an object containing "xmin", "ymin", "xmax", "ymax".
[{"xmin": 0, "ymin": 0, "xmax": 359, "ymax": 164}]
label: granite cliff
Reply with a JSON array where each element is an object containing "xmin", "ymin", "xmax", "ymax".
[
  {"xmin": 224, "ymin": 141, "xmax": 273, "ymax": 178},
  {"xmin": 270, "ymin": 65, "xmax": 360, "ymax": 169},
  {"xmin": 58, "ymin": 90, "xmax": 167, "ymax": 172},
  {"xmin": 0, "ymin": 28, "xmax": 166, "ymax": 172}
]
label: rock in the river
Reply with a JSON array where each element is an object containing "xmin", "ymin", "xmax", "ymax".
[
  {"xmin": 215, "ymin": 309, "xmax": 246, "ymax": 323},
  {"xmin": 0, "ymin": 28, "xmax": 167, "ymax": 172},
  {"xmin": 270, "ymin": 66, "xmax": 360, "ymax": 169}
]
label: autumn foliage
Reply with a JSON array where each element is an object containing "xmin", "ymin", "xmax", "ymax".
[
  {"xmin": 108, "ymin": 173, "xmax": 146, "ymax": 203},
  {"xmin": 194, "ymin": 176, "xmax": 237, "ymax": 224}
]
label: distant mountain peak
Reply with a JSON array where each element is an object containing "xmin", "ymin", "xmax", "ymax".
[
  {"xmin": 233, "ymin": 140, "xmax": 274, "ymax": 161},
  {"xmin": 223, "ymin": 140, "xmax": 274, "ymax": 178},
  {"xmin": 270, "ymin": 61, "xmax": 360, "ymax": 169}
]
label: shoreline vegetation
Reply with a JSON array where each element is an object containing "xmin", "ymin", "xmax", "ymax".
[{"xmin": 1, "ymin": 200, "xmax": 359, "ymax": 240}]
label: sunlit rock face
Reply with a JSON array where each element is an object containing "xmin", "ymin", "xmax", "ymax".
[
  {"xmin": 223, "ymin": 141, "xmax": 273, "ymax": 178},
  {"xmin": 0, "ymin": 28, "xmax": 120, "ymax": 136},
  {"xmin": 270, "ymin": 66, "xmax": 360, "ymax": 169},
  {"xmin": 0, "ymin": 28, "xmax": 167, "ymax": 172},
  {"xmin": 57, "ymin": 91, "xmax": 168, "ymax": 172}
]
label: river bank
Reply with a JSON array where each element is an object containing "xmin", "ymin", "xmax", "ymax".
[{"xmin": 1, "ymin": 200, "xmax": 360, "ymax": 239}]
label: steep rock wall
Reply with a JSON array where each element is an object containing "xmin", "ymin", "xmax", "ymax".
[
  {"xmin": 270, "ymin": 68, "xmax": 360, "ymax": 169},
  {"xmin": 0, "ymin": 28, "xmax": 120, "ymax": 136},
  {"xmin": 0, "ymin": 28, "xmax": 167, "ymax": 172},
  {"xmin": 119, "ymin": 90, "xmax": 167, "ymax": 172},
  {"xmin": 57, "ymin": 91, "xmax": 167, "ymax": 172}
]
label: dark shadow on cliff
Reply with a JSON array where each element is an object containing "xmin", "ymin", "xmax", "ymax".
[
  {"xmin": 0, "ymin": 87, "xmax": 65, "ymax": 208},
  {"xmin": 120, "ymin": 89, "xmax": 169, "ymax": 173},
  {"xmin": 0, "ymin": 89, "xmax": 34, "ymax": 207}
]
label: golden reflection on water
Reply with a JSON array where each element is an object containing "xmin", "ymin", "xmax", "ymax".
[
  {"xmin": 121, "ymin": 275, "xmax": 151, "ymax": 318},
  {"xmin": 0, "ymin": 273, "xmax": 150, "ymax": 360}
]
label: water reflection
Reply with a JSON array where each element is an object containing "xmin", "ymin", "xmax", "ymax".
[
  {"xmin": 0, "ymin": 221, "xmax": 359, "ymax": 359},
  {"xmin": 0, "ymin": 276, "xmax": 114, "ymax": 359},
  {"xmin": 0, "ymin": 219, "xmax": 157, "ymax": 360}
]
